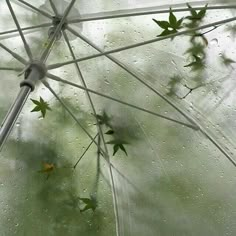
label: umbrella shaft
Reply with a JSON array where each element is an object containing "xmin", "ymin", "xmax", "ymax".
[
  {"xmin": 0, "ymin": 86, "xmax": 31, "ymax": 150},
  {"xmin": 0, "ymin": 60, "xmax": 46, "ymax": 151}
]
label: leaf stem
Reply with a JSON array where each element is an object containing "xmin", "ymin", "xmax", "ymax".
[{"xmin": 194, "ymin": 25, "xmax": 219, "ymax": 36}]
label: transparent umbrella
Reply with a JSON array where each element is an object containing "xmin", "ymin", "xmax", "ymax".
[{"xmin": 0, "ymin": 0, "xmax": 236, "ymax": 235}]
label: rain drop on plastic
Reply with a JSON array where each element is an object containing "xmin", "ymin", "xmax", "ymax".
[{"xmin": 210, "ymin": 38, "xmax": 218, "ymax": 46}]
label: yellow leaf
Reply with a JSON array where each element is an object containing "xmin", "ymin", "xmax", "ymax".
[{"xmin": 38, "ymin": 162, "xmax": 55, "ymax": 173}]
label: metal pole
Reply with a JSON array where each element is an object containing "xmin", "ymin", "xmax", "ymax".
[
  {"xmin": 0, "ymin": 86, "xmax": 31, "ymax": 150},
  {"xmin": 0, "ymin": 0, "xmax": 76, "ymax": 151},
  {"xmin": 0, "ymin": 65, "xmax": 43, "ymax": 150}
]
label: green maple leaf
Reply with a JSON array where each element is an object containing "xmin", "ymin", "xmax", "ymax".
[
  {"xmin": 158, "ymin": 29, "xmax": 177, "ymax": 38},
  {"xmin": 79, "ymin": 196, "xmax": 97, "ymax": 212},
  {"xmin": 152, "ymin": 20, "xmax": 170, "ymax": 29},
  {"xmin": 186, "ymin": 3, "xmax": 208, "ymax": 22},
  {"xmin": 184, "ymin": 4, "xmax": 208, "ymax": 30},
  {"xmin": 153, "ymin": 8, "xmax": 183, "ymax": 38},
  {"xmin": 107, "ymin": 140, "xmax": 128, "ymax": 156},
  {"xmin": 31, "ymin": 97, "xmax": 51, "ymax": 118},
  {"xmin": 184, "ymin": 55, "xmax": 205, "ymax": 71}
]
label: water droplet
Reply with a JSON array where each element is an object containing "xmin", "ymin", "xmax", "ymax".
[
  {"xmin": 171, "ymin": 60, "xmax": 177, "ymax": 66},
  {"xmin": 210, "ymin": 38, "xmax": 218, "ymax": 45}
]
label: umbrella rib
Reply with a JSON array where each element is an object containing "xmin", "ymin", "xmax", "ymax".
[
  {"xmin": 49, "ymin": 0, "xmax": 59, "ymax": 16},
  {"xmin": 102, "ymin": 163, "xmax": 170, "ymax": 213},
  {"xmin": 0, "ymin": 23, "xmax": 52, "ymax": 36},
  {"xmin": 63, "ymin": 32, "xmax": 107, "ymax": 139},
  {"xmin": 68, "ymin": 4, "xmax": 236, "ymax": 23},
  {"xmin": 63, "ymin": 31, "xmax": 121, "ymax": 236},
  {"xmin": 104, "ymin": 162, "xmax": 147, "ymax": 199},
  {"xmin": 39, "ymin": 0, "xmax": 76, "ymax": 63},
  {"xmin": 109, "ymin": 163, "xmax": 140, "ymax": 192},
  {"xmin": 73, "ymin": 133, "xmax": 99, "ymax": 169},
  {"xmin": 67, "ymin": 27, "xmax": 198, "ymax": 129},
  {"xmin": 53, "ymin": 69, "xmax": 236, "ymax": 168},
  {"xmin": 46, "ymin": 73, "xmax": 198, "ymax": 130},
  {"xmin": 63, "ymin": 31, "xmax": 99, "ymax": 121},
  {"xmin": 200, "ymin": 130, "xmax": 236, "ymax": 167},
  {"xmin": 0, "ymin": 67, "xmax": 23, "ymax": 71},
  {"xmin": 0, "ymin": 43, "xmax": 27, "ymax": 65},
  {"xmin": 211, "ymin": 82, "xmax": 236, "ymax": 113},
  {"xmin": 93, "ymin": 135, "xmax": 101, "ymax": 194},
  {"xmin": 43, "ymin": 78, "xmax": 121, "ymax": 235},
  {"xmin": 6, "ymin": 0, "xmax": 33, "ymax": 61},
  {"xmin": 42, "ymin": 80, "xmax": 103, "ymax": 151},
  {"xmin": 63, "ymin": 32, "xmax": 109, "ymax": 140},
  {"xmin": 48, "ymin": 16, "xmax": 236, "ymax": 70},
  {"xmin": 97, "ymin": 148, "xmax": 141, "ymax": 198},
  {"xmin": 102, "ymin": 145, "xmax": 121, "ymax": 236},
  {"xmin": 135, "ymin": 117, "xmax": 170, "ymax": 179},
  {"xmin": 93, "ymin": 133, "xmax": 120, "ymax": 236},
  {"xmin": 62, "ymin": 32, "xmax": 114, "ymax": 141},
  {"xmin": 17, "ymin": 0, "xmax": 53, "ymax": 19}
]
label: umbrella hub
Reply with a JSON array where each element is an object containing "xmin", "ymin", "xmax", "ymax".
[
  {"xmin": 20, "ymin": 61, "xmax": 47, "ymax": 91},
  {"xmin": 48, "ymin": 16, "xmax": 68, "ymax": 40}
]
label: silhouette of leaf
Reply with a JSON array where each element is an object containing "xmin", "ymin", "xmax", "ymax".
[
  {"xmin": 166, "ymin": 75, "xmax": 182, "ymax": 97},
  {"xmin": 184, "ymin": 55, "xmax": 205, "ymax": 71},
  {"xmin": 107, "ymin": 140, "xmax": 128, "ymax": 156},
  {"xmin": 185, "ymin": 43, "xmax": 206, "ymax": 58},
  {"xmin": 105, "ymin": 130, "xmax": 115, "ymax": 135},
  {"xmin": 220, "ymin": 53, "xmax": 236, "ymax": 67},
  {"xmin": 225, "ymin": 24, "xmax": 236, "ymax": 39},
  {"xmin": 95, "ymin": 111, "xmax": 112, "ymax": 128},
  {"xmin": 79, "ymin": 196, "xmax": 97, "ymax": 212}
]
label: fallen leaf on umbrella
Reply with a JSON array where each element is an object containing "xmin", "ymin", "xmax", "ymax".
[
  {"xmin": 31, "ymin": 97, "xmax": 51, "ymax": 118},
  {"xmin": 38, "ymin": 162, "xmax": 55, "ymax": 179}
]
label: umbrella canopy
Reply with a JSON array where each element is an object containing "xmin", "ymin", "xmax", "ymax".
[{"xmin": 0, "ymin": 0, "xmax": 236, "ymax": 235}]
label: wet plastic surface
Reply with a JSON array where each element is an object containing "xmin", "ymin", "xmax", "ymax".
[{"xmin": 1, "ymin": 1, "xmax": 236, "ymax": 235}]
